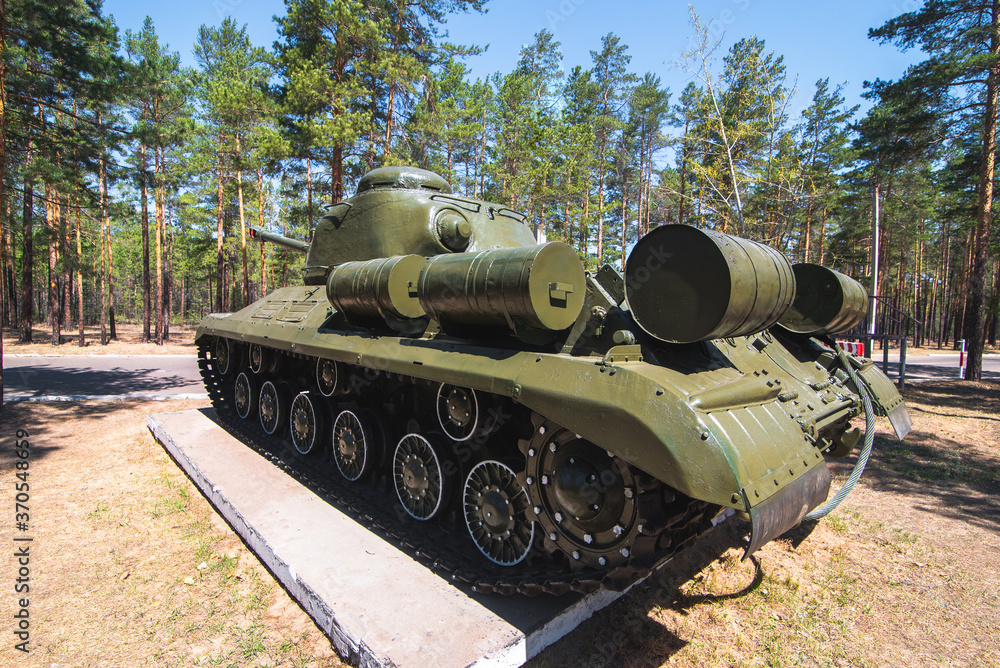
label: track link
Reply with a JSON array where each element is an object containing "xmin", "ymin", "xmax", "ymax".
[{"xmin": 197, "ymin": 340, "xmax": 720, "ymax": 595}]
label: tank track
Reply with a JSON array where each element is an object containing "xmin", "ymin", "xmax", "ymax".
[{"xmin": 197, "ymin": 340, "xmax": 720, "ymax": 595}]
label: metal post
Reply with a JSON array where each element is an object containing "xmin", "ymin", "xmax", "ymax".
[
  {"xmin": 882, "ymin": 336, "xmax": 889, "ymax": 375},
  {"xmin": 959, "ymin": 339, "xmax": 966, "ymax": 380},
  {"xmin": 899, "ymin": 337, "xmax": 907, "ymax": 389}
]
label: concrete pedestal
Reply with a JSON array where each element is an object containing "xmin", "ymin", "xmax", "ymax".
[{"xmin": 148, "ymin": 409, "xmax": 656, "ymax": 668}]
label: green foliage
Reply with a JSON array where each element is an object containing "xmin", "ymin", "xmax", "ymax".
[{"xmin": 0, "ymin": 0, "xmax": 996, "ymax": 365}]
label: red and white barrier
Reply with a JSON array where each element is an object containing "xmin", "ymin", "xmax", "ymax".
[{"xmin": 837, "ymin": 341, "xmax": 865, "ymax": 356}]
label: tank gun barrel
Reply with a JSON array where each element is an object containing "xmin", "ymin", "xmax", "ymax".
[{"xmin": 249, "ymin": 225, "xmax": 309, "ymax": 253}]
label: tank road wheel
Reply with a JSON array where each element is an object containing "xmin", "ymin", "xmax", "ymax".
[
  {"xmin": 436, "ymin": 383, "xmax": 478, "ymax": 442},
  {"xmin": 249, "ymin": 343, "xmax": 264, "ymax": 374},
  {"xmin": 290, "ymin": 391, "xmax": 325, "ymax": 455},
  {"xmin": 258, "ymin": 380, "xmax": 287, "ymax": 436},
  {"xmin": 234, "ymin": 372, "xmax": 258, "ymax": 420},
  {"xmin": 393, "ymin": 434, "xmax": 451, "ymax": 520},
  {"xmin": 464, "ymin": 460, "xmax": 535, "ymax": 566},
  {"xmin": 332, "ymin": 410, "xmax": 376, "ymax": 481},
  {"xmin": 523, "ymin": 419, "xmax": 640, "ymax": 569},
  {"xmin": 214, "ymin": 337, "xmax": 236, "ymax": 376},
  {"xmin": 316, "ymin": 358, "xmax": 340, "ymax": 397}
]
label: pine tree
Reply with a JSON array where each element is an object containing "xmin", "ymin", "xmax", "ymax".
[
  {"xmin": 871, "ymin": 0, "xmax": 1000, "ymax": 379},
  {"xmin": 798, "ymin": 79, "xmax": 857, "ymax": 264}
]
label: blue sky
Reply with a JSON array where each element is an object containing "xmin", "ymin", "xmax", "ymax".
[{"xmin": 102, "ymin": 0, "xmax": 926, "ymax": 120}]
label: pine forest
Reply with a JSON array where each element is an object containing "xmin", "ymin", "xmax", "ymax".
[{"xmin": 1, "ymin": 0, "xmax": 998, "ymax": 380}]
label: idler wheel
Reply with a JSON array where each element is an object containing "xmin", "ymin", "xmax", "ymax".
[
  {"xmin": 290, "ymin": 391, "xmax": 325, "ymax": 455},
  {"xmin": 316, "ymin": 358, "xmax": 340, "ymax": 397},
  {"xmin": 214, "ymin": 337, "xmax": 235, "ymax": 376},
  {"xmin": 436, "ymin": 383, "xmax": 478, "ymax": 442},
  {"xmin": 234, "ymin": 372, "xmax": 257, "ymax": 420},
  {"xmin": 332, "ymin": 409, "xmax": 376, "ymax": 481},
  {"xmin": 258, "ymin": 380, "xmax": 287, "ymax": 436},
  {"xmin": 393, "ymin": 433, "xmax": 451, "ymax": 520},
  {"xmin": 464, "ymin": 460, "xmax": 535, "ymax": 566},
  {"xmin": 249, "ymin": 343, "xmax": 264, "ymax": 374},
  {"xmin": 523, "ymin": 418, "xmax": 640, "ymax": 569}
]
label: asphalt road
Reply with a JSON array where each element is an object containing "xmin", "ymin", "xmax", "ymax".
[
  {"xmin": 2, "ymin": 354, "xmax": 205, "ymax": 400},
  {"xmin": 868, "ymin": 352, "xmax": 1000, "ymax": 381}
]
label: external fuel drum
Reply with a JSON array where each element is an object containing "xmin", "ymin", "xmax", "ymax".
[
  {"xmin": 417, "ymin": 242, "xmax": 586, "ymax": 335},
  {"xmin": 777, "ymin": 263, "xmax": 869, "ymax": 335},
  {"xmin": 624, "ymin": 224, "xmax": 796, "ymax": 343}
]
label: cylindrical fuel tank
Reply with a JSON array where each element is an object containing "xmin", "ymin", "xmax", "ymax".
[
  {"xmin": 777, "ymin": 263, "xmax": 869, "ymax": 335},
  {"xmin": 624, "ymin": 225, "xmax": 795, "ymax": 343},
  {"xmin": 417, "ymin": 242, "xmax": 586, "ymax": 333},
  {"xmin": 326, "ymin": 254, "xmax": 427, "ymax": 322}
]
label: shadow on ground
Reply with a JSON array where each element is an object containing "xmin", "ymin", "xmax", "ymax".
[
  {"xmin": 527, "ymin": 521, "xmax": 759, "ymax": 667},
  {"xmin": 829, "ymin": 380, "xmax": 1000, "ymax": 536},
  {"xmin": 0, "ymin": 401, "xmax": 140, "ymax": 465},
  {"xmin": 5, "ymin": 365, "xmax": 200, "ymax": 397}
]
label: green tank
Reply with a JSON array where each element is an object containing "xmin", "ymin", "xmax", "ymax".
[{"xmin": 196, "ymin": 166, "xmax": 911, "ymax": 595}]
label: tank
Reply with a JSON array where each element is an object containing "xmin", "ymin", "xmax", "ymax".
[{"xmin": 196, "ymin": 166, "xmax": 911, "ymax": 595}]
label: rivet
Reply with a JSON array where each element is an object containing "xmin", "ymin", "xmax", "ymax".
[
  {"xmin": 539, "ymin": 426, "xmax": 546, "ymax": 435},
  {"xmin": 572, "ymin": 551, "xmax": 580, "ymax": 560},
  {"xmin": 534, "ymin": 506, "xmax": 541, "ymax": 515},
  {"xmin": 599, "ymin": 557, "xmax": 607, "ymax": 566},
  {"xmin": 541, "ymin": 475, "xmax": 549, "ymax": 485},
  {"xmin": 584, "ymin": 534, "xmax": 593, "ymax": 544},
  {"xmin": 526, "ymin": 476, "xmax": 534, "ymax": 485},
  {"xmin": 554, "ymin": 512, "xmax": 563, "ymax": 523},
  {"xmin": 624, "ymin": 488, "xmax": 634, "ymax": 499},
  {"xmin": 528, "ymin": 448, "xmax": 535, "ymax": 457},
  {"xmin": 620, "ymin": 548, "xmax": 630, "ymax": 558},
  {"xmin": 549, "ymin": 532, "xmax": 557, "ymax": 541}
]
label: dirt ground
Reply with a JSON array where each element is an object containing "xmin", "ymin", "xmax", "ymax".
[{"xmin": 0, "ymin": 378, "xmax": 996, "ymax": 667}]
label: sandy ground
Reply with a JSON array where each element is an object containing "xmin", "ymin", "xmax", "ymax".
[
  {"xmin": 0, "ymin": 378, "xmax": 996, "ymax": 667},
  {"xmin": 3, "ymin": 324, "xmax": 198, "ymax": 356}
]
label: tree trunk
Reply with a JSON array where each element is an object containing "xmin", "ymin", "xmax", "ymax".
[
  {"xmin": 965, "ymin": 0, "xmax": 1000, "ymax": 379},
  {"xmin": 165, "ymin": 204, "xmax": 172, "ymax": 340},
  {"xmin": 258, "ymin": 167, "xmax": 266, "ymax": 296},
  {"xmin": 46, "ymin": 185, "xmax": 60, "ymax": 345},
  {"xmin": 141, "ymin": 142, "xmax": 151, "ymax": 341},
  {"xmin": 0, "ymin": 0, "xmax": 6, "ymax": 405},
  {"xmin": 235, "ymin": 133, "xmax": 248, "ymax": 308},
  {"xmin": 108, "ymin": 208, "xmax": 116, "ymax": 340},
  {"xmin": 76, "ymin": 202, "xmax": 84, "ymax": 346},
  {"xmin": 19, "ymin": 142, "xmax": 35, "ymax": 343},
  {"xmin": 154, "ymin": 146, "xmax": 164, "ymax": 345},
  {"xmin": 99, "ymin": 149, "xmax": 109, "ymax": 344},
  {"xmin": 332, "ymin": 145, "xmax": 344, "ymax": 203},
  {"xmin": 216, "ymin": 134, "xmax": 226, "ymax": 313}
]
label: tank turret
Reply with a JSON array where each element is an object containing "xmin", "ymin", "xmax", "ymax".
[
  {"xmin": 250, "ymin": 166, "xmax": 539, "ymax": 285},
  {"xmin": 196, "ymin": 166, "xmax": 910, "ymax": 595}
]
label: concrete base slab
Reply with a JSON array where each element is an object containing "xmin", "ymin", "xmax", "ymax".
[{"xmin": 148, "ymin": 408, "xmax": 655, "ymax": 668}]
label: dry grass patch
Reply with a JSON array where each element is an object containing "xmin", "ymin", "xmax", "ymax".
[{"xmin": 0, "ymin": 399, "xmax": 344, "ymax": 667}]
